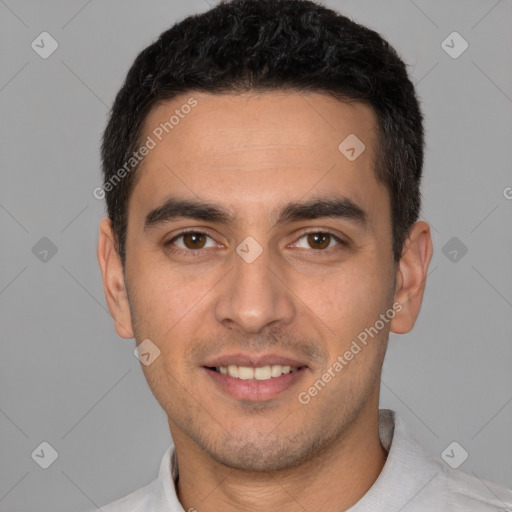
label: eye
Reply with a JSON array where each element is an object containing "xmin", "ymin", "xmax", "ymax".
[
  {"xmin": 167, "ymin": 231, "xmax": 217, "ymax": 251},
  {"xmin": 293, "ymin": 231, "xmax": 345, "ymax": 250}
]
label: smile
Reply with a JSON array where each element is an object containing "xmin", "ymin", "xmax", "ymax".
[
  {"xmin": 204, "ymin": 365, "xmax": 308, "ymax": 401},
  {"xmin": 213, "ymin": 364, "xmax": 300, "ymax": 381}
]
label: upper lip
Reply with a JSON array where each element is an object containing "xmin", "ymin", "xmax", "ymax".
[{"xmin": 202, "ymin": 353, "xmax": 309, "ymax": 368}]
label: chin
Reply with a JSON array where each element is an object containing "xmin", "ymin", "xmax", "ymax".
[
  {"xmin": 203, "ymin": 431, "xmax": 320, "ymax": 473},
  {"xmin": 210, "ymin": 447, "xmax": 307, "ymax": 472}
]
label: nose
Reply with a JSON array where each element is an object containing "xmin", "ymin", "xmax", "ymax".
[{"xmin": 214, "ymin": 242, "xmax": 296, "ymax": 334}]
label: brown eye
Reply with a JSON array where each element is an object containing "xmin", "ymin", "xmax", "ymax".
[
  {"xmin": 307, "ymin": 232, "xmax": 331, "ymax": 249},
  {"xmin": 293, "ymin": 231, "xmax": 345, "ymax": 251},
  {"xmin": 182, "ymin": 232, "xmax": 207, "ymax": 249},
  {"xmin": 168, "ymin": 231, "xmax": 216, "ymax": 251}
]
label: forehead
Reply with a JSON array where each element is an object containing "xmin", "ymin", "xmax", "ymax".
[
  {"xmin": 129, "ymin": 91, "xmax": 389, "ymax": 232},
  {"xmin": 142, "ymin": 90, "xmax": 377, "ymax": 165}
]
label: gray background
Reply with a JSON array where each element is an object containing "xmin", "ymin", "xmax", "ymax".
[{"xmin": 1, "ymin": 0, "xmax": 511, "ymax": 511}]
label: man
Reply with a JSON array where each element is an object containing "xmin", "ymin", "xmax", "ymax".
[{"xmin": 94, "ymin": 0, "xmax": 512, "ymax": 510}]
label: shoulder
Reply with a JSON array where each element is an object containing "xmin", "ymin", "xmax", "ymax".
[
  {"xmin": 432, "ymin": 459, "xmax": 512, "ymax": 511},
  {"xmin": 375, "ymin": 410, "xmax": 512, "ymax": 511}
]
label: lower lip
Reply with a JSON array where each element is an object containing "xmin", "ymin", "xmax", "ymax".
[{"xmin": 204, "ymin": 367, "xmax": 308, "ymax": 401}]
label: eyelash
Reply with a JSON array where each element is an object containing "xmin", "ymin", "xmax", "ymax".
[{"xmin": 164, "ymin": 229, "xmax": 347, "ymax": 256}]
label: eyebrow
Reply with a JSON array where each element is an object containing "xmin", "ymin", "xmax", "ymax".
[{"xmin": 144, "ymin": 196, "xmax": 370, "ymax": 231}]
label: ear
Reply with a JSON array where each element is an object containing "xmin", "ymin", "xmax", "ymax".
[
  {"xmin": 97, "ymin": 218, "xmax": 134, "ymax": 339},
  {"xmin": 390, "ymin": 220, "xmax": 433, "ymax": 334}
]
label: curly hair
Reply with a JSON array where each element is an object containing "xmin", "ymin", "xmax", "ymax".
[{"xmin": 101, "ymin": 0, "xmax": 424, "ymax": 266}]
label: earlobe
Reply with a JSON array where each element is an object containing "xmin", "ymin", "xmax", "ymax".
[
  {"xmin": 97, "ymin": 218, "xmax": 134, "ymax": 339},
  {"xmin": 390, "ymin": 221, "xmax": 433, "ymax": 335}
]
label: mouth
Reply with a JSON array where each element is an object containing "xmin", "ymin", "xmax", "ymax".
[
  {"xmin": 206, "ymin": 364, "xmax": 303, "ymax": 380},
  {"xmin": 202, "ymin": 362, "xmax": 309, "ymax": 401}
]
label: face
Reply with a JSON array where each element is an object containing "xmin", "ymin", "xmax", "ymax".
[{"xmin": 99, "ymin": 91, "xmax": 431, "ymax": 472}]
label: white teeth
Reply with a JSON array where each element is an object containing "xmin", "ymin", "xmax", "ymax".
[
  {"xmin": 271, "ymin": 364, "xmax": 283, "ymax": 377},
  {"xmin": 216, "ymin": 364, "xmax": 299, "ymax": 381},
  {"xmin": 227, "ymin": 365, "xmax": 239, "ymax": 378},
  {"xmin": 254, "ymin": 366, "xmax": 271, "ymax": 380},
  {"xmin": 238, "ymin": 366, "xmax": 254, "ymax": 380}
]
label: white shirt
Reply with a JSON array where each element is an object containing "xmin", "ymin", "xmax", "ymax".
[{"xmin": 89, "ymin": 409, "xmax": 512, "ymax": 511}]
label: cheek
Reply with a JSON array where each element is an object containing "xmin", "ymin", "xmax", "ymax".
[
  {"xmin": 128, "ymin": 264, "xmax": 214, "ymax": 369},
  {"xmin": 138, "ymin": 352, "xmax": 190, "ymax": 419},
  {"xmin": 130, "ymin": 263, "xmax": 201, "ymax": 321},
  {"xmin": 313, "ymin": 263, "xmax": 389, "ymax": 327},
  {"xmin": 309, "ymin": 265, "xmax": 393, "ymax": 383}
]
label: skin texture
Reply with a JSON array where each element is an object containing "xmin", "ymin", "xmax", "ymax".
[{"xmin": 98, "ymin": 91, "xmax": 433, "ymax": 512}]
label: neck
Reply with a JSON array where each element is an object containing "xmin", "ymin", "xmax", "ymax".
[{"xmin": 172, "ymin": 403, "xmax": 387, "ymax": 512}]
